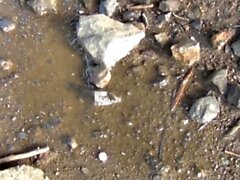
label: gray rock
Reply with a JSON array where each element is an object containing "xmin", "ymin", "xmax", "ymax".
[
  {"xmin": 231, "ymin": 40, "xmax": 240, "ymax": 57},
  {"xmin": 0, "ymin": 165, "xmax": 49, "ymax": 180},
  {"xmin": 189, "ymin": 96, "xmax": 220, "ymax": 123},
  {"xmin": 99, "ymin": 0, "xmax": 119, "ymax": 17},
  {"xmin": 27, "ymin": 0, "xmax": 57, "ymax": 16},
  {"xmin": 190, "ymin": 19, "xmax": 202, "ymax": 31},
  {"xmin": 43, "ymin": 117, "xmax": 61, "ymax": 129},
  {"xmin": 122, "ymin": 10, "xmax": 142, "ymax": 22},
  {"xmin": 156, "ymin": 13, "xmax": 172, "ymax": 29},
  {"xmin": 227, "ymin": 84, "xmax": 240, "ymax": 108},
  {"xmin": 0, "ymin": 17, "xmax": 16, "ymax": 32},
  {"xmin": 76, "ymin": 14, "xmax": 145, "ymax": 69},
  {"xmin": 210, "ymin": 69, "xmax": 228, "ymax": 94},
  {"xmin": 159, "ymin": 0, "xmax": 180, "ymax": 12},
  {"xmin": 94, "ymin": 91, "xmax": 121, "ymax": 106}
]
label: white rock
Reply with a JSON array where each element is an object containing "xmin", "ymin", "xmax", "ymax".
[
  {"xmin": 94, "ymin": 91, "xmax": 121, "ymax": 106},
  {"xmin": 0, "ymin": 165, "xmax": 49, "ymax": 180},
  {"xmin": 98, "ymin": 151, "xmax": 108, "ymax": 162},
  {"xmin": 77, "ymin": 14, "xmax": 145, "ymax": 69}
]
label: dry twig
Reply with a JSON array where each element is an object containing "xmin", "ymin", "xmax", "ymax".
[
  {"xmin": 225, "ymin": 150, "xmax": 240, "ymax": 158},
  {"xmin": 171, "ymin": 68, "xmax": 194, "ymax": 111},
  {"xmin": 172, "ymin": 12, "xmax": 190, "ymax": 22},
  {"xmin": 0, "ymin": 146, "xmax": 50, "ymax": 164},
  {"xmin": 126, "ymin": 4, "xmax": 154, "ymax": 10}
]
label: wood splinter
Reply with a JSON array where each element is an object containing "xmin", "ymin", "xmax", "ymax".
[
  {"xmin": 126, "ymin": 4, "xmax": 154, "ymax": 10},
  {"xmin": 225, "ymin": 150, "xmax": 240, "ymax": 158},
  {"xmin": 0, "ymin": 146, "xmax": 50, "ymax": 165},
  {"xmin": 171, "ymin": 67, "xmax": 194, "ymax": 111}
]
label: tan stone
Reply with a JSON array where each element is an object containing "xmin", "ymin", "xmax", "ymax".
[
  {"xmin": 212, "ymin": 29, "xmax": 235, "ymax": 50},
  {"xmin": 85, "ymin": 65, "xmax": 111, "ymax": 89},
  {"xmin": 171, "ymin": 39, "xmax": 200, "ymax": 66}
]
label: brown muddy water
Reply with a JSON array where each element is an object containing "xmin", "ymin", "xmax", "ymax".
[{"xmin": 0, "ymin": 1, "xmax": 239, "ymax": 180}]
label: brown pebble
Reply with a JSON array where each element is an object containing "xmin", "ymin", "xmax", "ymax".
[{"xmin": 212, "ymin": 29, "xmax": 235, "ymax": 50}]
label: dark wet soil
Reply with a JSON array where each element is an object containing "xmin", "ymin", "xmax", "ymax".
[{"xmin": 0, "ymin": 0, "xmax": 240, "ymax": 179}]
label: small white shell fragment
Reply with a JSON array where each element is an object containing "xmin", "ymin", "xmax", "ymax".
[
  {"xmin": 98, "ymin": 151, "xmax": 108, "ymax": 162},
  {"xmin": 94, "ymin": 91, "xmax": 121, "ymax": 106}
]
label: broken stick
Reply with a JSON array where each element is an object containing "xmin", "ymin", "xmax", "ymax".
[
  {"xmin": 0, "ymin": 146, "xmax": 50, "ymax": 164},
  {"xmin": 171, "ymin": 67, "xmax": 194, "ymax": 111},
  {"xmin": 126, "ymin": 4, "xmax": 154, "ymax": 10},
  {"xmin": 225, "ymin": 150, "xmax": 240, "ymax": 158}
]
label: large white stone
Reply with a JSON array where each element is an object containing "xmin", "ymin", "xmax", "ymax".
[
  {"xmin": 77, "ymin": 14, "xmax": 145, "ymax": 69},
  {"xmin": 0, "ymin": 165, "xmax": 49, "ymax": 180}
]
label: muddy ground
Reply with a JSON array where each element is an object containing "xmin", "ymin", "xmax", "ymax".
[{"xmin": 0, "ymin": 0, "xmax": 239, "ymax": 179}]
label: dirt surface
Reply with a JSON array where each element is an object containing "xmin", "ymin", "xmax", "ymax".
[{"xmin": 0, "ymin": 0, "xmax": 240, "ymax": 179}]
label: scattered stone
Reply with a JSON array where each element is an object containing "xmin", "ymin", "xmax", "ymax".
[
  {"xmin": 159, "ymin": 0, "xmax": 180, "ymax": 12},
  {"xmin": 171, "ymin": 38, "xmax": 200, "ymax": 66},
  {"xmin": 76, "ymin": 14, "xmax": 145, "ymax": 69},
  {"xmin": 80, "ymin": 167, "xmax": 91, "ymax": 176},
  {"xmin": 190, "ymin": 19, "xmax": 203, "ymax": 31},
  {"xmin": 94, "ymin": 91, "xmax": 121, "ymax": 106},
  {"xmin": 155, "ymin": 12, "xmax": 172, "ymax": 29},
  {"xmin": 43, "ymin": 117, "xmax": 61, "ymax": 129},
  {"xmin": 85, "ymin": 65, "xmax": 111, "ymax": 88},
  {"xmin": 212, "ymin": 29, "xmax": 235, "ymax": 50},
  {"xmin": 153, "ymin": 75, "xmax": 170, "ymax": 88},
  {"xmin": 227, "ymin": 84, "xmax": 240, "ymax": 108},
  {"xmin": 0, "ymin": 165, "xmax": 49, "ymax": 180},
  {"xmin": 157, "ymin": 12, "xmax": 172, "ymax": 22},
  {"xmin": 64, "ymin": 136, "xmax": 78, "ymax": 150},
  {"xmin": 231, "ymin": 40, "xmax": 240, "ymax": 57},
  {"xmin": 99, "ymin": 0, "xmax": 118, "ymax": 17},
  {"xmin": 98, "ymin": 151, "xmax": 108, "ymax": 162},
  {"xmin": 27, "ymin": 0, "xmax": 57, "ymax": 16},
  {"xmin": 0, "ymin": 59, "xmax": 14, "ymax": 71},
  {"xmin": 83, "ymin": 0, "xmax": 99, "ymax": 12},
  {"xmin": 122, "ymin": 10, "xmax": 141, "ymax": 22},
  {"xmin": 209, "ymin": 69, "xmax": 228, "ymax": 94},
  {"xmin": 18, "ymin": 132, "xmax": 27, "ymax": 140},
  {"xmin": 189, "ymin": 96, "xmax": 220, "ymax": 123},
  {"xmin": 0, "ymin": 17, "xmax": 16, "ymax": 32},
  {"xmin": 154, "ymin": 32, "xmax": 169, "ymax": 47}
]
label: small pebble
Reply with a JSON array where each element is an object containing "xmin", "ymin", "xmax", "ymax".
[
  {"xmin": 0, "ymin": 59, "xmax": 14, "ymax": 71},
  {"xmin": 212, "ymin": 29, "xmax": 235, "ymax": 50},
  {"xmin": 98, "ymin": 151, "xmax": 108, "ymax": 162},
  {"xmin": 159, "ymin": 0, "xmax": 180, "ymax": 12},
  {"xmin": 0, "ymin": 17, "xmax": 16, "ymax": 32},
  {"xmin": 65, "ymin": 136, "xmax": 78, "ymax": 150}
]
